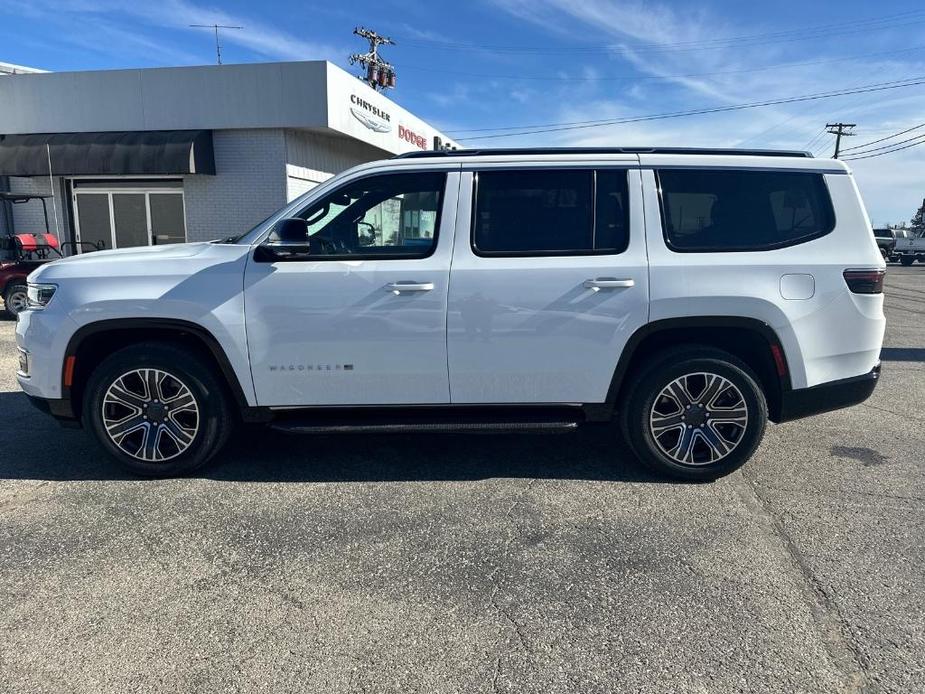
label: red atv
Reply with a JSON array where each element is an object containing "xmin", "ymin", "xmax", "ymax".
[{"xmin": 1, "ymin": 192, "xmax": 102, "ymax": 318}]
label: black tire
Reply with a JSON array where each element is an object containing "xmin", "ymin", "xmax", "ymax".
[
  {"xmin": 900, "ymin": 256, "xmax": 914, "ymax": 266},
  {"xmin": 83, "ymin": 342, "xmax": 234, "ymax": 477},
  {"xmin": 2, "ymin": 282, "xmax": 28, "ymax": 319},
  {"xmin": 620, "ymin": 346, "xmax": 768, "ymax": 481}
]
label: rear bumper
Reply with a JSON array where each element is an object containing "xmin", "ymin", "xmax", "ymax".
[{"xmin": 776, "ymin": 363, "xmax": 880, "ymax": 423}]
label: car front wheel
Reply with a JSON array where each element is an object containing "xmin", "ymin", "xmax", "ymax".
[
  {"xmin": 621, "ymin": 347, "xmax": 768, "ymax": 481},
  {"xmin": 83, "ymin": 342, "xmax": 233, "ymax": 477},
  {"xmin": 2, "ymin": 282, "xmax": 28, "ymax": 319}
]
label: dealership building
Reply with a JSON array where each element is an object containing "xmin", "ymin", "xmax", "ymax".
[{"xmin": 0, "ymin": 60, "xmax": 455, "ymax": 249}]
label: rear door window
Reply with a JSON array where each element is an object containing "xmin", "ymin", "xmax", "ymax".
[
  {"xmin": 473, "ymin": 169, "xmax": 629, "ymax": 256},
  {"xmin": 658, "ymin": 169, "xmax": 835, "ymax": 252}
]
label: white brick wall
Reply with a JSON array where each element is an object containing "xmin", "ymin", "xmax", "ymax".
[
  {"xmin": 282, "ymin": 130, "xmax": 387, "ymax": 204},
  {"xmin": 183, "ymin": 129, "xmax": 288, "ymax": 242},
  {"xmin": 285, "ymin": 129, "xmax": 385, "ymax": 174},
  {"xmin": 7, "ymin": 176, "xmax": 68, "ymax": 239},
  {"xmin": 285, "ymin": 164, "xmax": 333, "ymax": 202}
]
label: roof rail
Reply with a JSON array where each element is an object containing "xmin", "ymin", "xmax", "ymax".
[{"xmin": 395, "ymin": 147, "xmax": 814, "ymax": 159}]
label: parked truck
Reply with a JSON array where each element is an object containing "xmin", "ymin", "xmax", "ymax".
[
  {"xmin": 873, "ymin": 228, "xmax": 896, "ymax": 259},
  {"xmin": 893, "ymin": 229, "xmax": 925, "ymax": 265}
]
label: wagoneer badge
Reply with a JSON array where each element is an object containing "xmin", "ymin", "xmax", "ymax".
[{"xmin": 269, "ymin": 364, "xmax": 355, "ymax": 372}]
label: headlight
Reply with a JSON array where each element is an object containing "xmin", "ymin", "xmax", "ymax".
[{"xmin": 26, "ymin": 283, "xmax": 57, "ymax": 310}]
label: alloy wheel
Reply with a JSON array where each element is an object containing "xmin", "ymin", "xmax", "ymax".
[
  {"xmin": 101, "ymin": 368, "xmax": 200, "ymax": 462},
  {"xmin": 649, "ymin": 371, "xmax": 749, "ymax": 466}
]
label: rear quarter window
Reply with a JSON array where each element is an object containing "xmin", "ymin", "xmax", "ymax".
[{"xmin": 657, "ymin": 169, "xmax": 835, "ymax": 252}]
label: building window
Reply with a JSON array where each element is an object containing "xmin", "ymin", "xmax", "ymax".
[
  {"xmin": 72, "ymin": 179, "xmax": 186, "ymax": 250},
  {"xmin": 657, "ymin": 169, "xmax": 835, "ymax": 252}
]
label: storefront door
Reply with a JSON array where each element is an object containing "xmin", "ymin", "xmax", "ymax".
[{"xmin": 72, "ymin": 181, "xmax": 186, "ymax": 250}]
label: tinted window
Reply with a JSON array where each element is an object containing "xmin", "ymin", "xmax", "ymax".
[
  {"xmin": 473, "ymin": 169, "xmax": 629, "ymax": 255},
  {"xmin": 658, "ymin": 169, "xmax": 835, "ymax": 251},
  {"xmin": 285, "ymin": 172, "xmax": 445, "ymax": 258},
  {"xmin": 595, "ymin": 170, "xmax": 630, "ymax": 252}
]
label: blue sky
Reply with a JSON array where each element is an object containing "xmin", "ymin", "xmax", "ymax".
[{"xmin": 2, "ymin": 0, "xmax": 924, "ymax": 224}]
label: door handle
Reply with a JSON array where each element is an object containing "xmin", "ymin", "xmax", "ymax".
[
  {"xmin": 583, "ymin": 277, "xmax": 635, "ymax": 291},
  {"xmin": 385, "ymin": 281, "xmax": 435, "ymax": 295}
]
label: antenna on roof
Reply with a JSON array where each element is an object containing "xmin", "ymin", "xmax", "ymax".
[
  {"xmin": 189, "ymin": 23, "xmax": 243, "ymax": 65},
  {"xmin": 349, "ymin": 27, "xmax": 396, "ymax": 91}
]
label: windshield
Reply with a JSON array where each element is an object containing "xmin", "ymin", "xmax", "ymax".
[
  {"xmin": 216, "ymin": 211, "xmax": 278, "ymax": 244},
  {"xmin": 223, "ymin": 171, "xmax": 363, "ymax": 245}
]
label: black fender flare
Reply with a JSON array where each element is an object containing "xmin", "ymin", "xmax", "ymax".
[
  {"xmin": 604, "ymin": 316, "xmax": 792, "ymax": 407},
  {"xmin": 62, "ymin": 318, "xmax": 261, "ymax": 419}
]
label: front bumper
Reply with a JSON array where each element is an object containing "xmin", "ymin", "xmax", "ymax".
[
  {"xmin": 24, "ymin": 393, "xmax": 81, "ymax": 427},
  {"xmin": 777, "ymin": 363, "xmax": 880, "ymax": 423}
]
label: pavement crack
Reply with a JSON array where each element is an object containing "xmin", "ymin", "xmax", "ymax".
[
  {"xmin": 484, "ymin": 477, "xmax": 537, "ymax": 682},
  {"xmin": 860, "ymin": 401, "xmax": 925, "ymax": 422},
  {"xmin": 491, "ymin": 654, "xmax": 502, "ymax": 693},
  {"xmin": 734, "ymin": 470, "xmax": 870, "ymax": 692}
]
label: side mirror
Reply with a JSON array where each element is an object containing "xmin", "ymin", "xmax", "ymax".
[{"xmin": 255, "ymin": 218, "xmax": 311, "ymax": 261}]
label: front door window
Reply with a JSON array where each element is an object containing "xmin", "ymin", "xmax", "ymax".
[{"xmin": 277, "ymin": 172, "xmax": 445, "ymax": 258}]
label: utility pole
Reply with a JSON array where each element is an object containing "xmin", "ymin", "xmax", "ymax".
[
  {"xmin": 826, "ymin": 122, "xmax": 856, "ymax": 158},
  {"xmin": 349, "ymin": 27, "xmax": 396, "ymax": 91},
  {"xmin": 189, "ymin": 23, "xmax": 243, "ymax": 65}
]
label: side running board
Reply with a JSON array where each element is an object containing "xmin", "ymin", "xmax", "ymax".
[{"xmin": 267, "ymin": 406, "xmax": 584, "ymax": 435}]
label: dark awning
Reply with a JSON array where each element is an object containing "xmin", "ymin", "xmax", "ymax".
[{"xmin": 0, "ymin": 130, "xmax": 215, "ymax": 176}]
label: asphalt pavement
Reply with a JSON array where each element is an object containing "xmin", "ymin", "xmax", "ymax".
[{"xmin": 0, "ymin": 267, "xmax": 922, "ymax": 693}]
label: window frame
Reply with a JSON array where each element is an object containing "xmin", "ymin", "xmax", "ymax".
[
  {"xmin": 655, "ymin": 167, "xmax": 837, "ymax": 254},
  {"xmin": 262, "ymin": 171, "xmax": 448, "ymax": 262},
  {"xmin": 470, "ymin": 167, "xmax": 632, "ymax": 258}
]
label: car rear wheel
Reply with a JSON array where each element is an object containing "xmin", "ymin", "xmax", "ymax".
[
  {"xmin": 2, "ymin": 282, "xmax": 28, "ymax": 319},
  {"xmin": 620, "ymin": 347, "xmax": 768, "ymax": 481},
  {"xmin": 83, "ymin": 342, "xmax": 233, "ymax": 477},
  {"xmin": 900, "ymin": 256, "xmax": 915, "ymax": 266}
]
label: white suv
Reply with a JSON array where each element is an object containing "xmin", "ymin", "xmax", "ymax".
[{"xmin": 15, "ymin": 148, "xmax": 885, "ymax": 480}]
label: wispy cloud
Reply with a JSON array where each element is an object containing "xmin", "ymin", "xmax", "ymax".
[
  {"xmin": 2, "ymin": 0, "xmax": 341, "ymax": 65},
  {"xmin": 481, "ymin": 0, "xmax": 925, "ymax": 222}
]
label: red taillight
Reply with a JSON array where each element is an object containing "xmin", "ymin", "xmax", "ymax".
[{"xmin": 843, "ymin": 269, "xmax": 885, "ymax": 294}]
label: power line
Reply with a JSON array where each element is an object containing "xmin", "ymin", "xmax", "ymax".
[
  {"xmin": 738, "ymin": 62, "xmax": 890, "ymax": 149},
  {"xmin": 450, "ymin": 76, "xmax": 925, "ymax": 140},
  {"xmin": 400, "ymin": 43, "xmax": 925, "ymax": 84},
  {"xmin": 802, "ymin": 128, "xmax": 830, "ymax": 150},
  {"xmin": 842, "ymin": 132, "xmax": 925, "ymax": 157},
  {"xmin": 395, "ymin": 10, "xmax": 925, "ymax": 56},
  {"xmin": 843, "ymin": 136, "xmax": 925, "ymax": 160},
  {"xmin": 189, "ymin": 24, "xmax": 242, "ymax": 65},
  {"xmin": 840, "ymin": 121, "xmax": 925, "ymax": 152}
]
